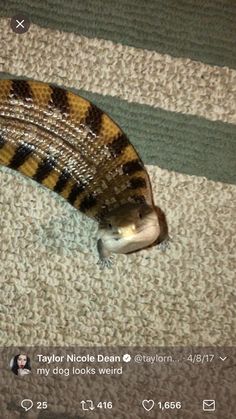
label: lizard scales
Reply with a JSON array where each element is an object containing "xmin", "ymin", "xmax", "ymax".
[{"xmin": 0, "ymin": 79, "xmax": 165, "ymax": 264}]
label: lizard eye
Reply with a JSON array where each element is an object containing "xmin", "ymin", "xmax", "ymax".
[
  {"xmin": 108, "ymin": 223, "xmax": 112, "ymax": 228},
  {"xmin": 139, "ymin": 213, "xmax": 143, "ymax": 219}
]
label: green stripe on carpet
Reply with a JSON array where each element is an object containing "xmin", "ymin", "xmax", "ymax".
[
  {"xmin": 1, "ymin": 19, "xmax": 235, "ymax": 124},
  {"xmin": 1, "ymin": 0, "xmax": 236, "ymax": 69},
  {"xmin": 1, "ymin": 72, "xmax": 236, "ymax": 185}
]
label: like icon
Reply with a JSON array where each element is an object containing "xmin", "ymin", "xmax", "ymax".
[{"xmin": 142, "ymin": 399, "xmax": 155, "ymax": 411}]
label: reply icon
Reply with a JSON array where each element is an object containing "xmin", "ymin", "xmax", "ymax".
[{"xmin": 21, "ymin": 399, "xmax": 33, "ymax": 411}]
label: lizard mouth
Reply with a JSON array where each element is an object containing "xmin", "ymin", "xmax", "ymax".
[{"xmin": 103, "ymin": 221, "xmax": 160, "ymax": 254}]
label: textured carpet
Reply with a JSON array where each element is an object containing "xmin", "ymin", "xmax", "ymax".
[{"xmin": 0, "ymin": 0, "xmax": 236, "ymax": 350}]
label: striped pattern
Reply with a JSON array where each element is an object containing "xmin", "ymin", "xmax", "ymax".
[
  {"xmin": 12, "ymin": 79, "xmax": 32, "ymax": 100},
  {"xmin": 54, "ymin": 169, "xmax": 70, "ymax": 193},
  {"xmin": 0, "ymin": 17, "xmax": 235, "ymax": 185},
  {"xmin": 107, "ymin": 133, "xmax": 130, "ymax": 158},
  {"xmin": 122, "ymin": 159, "xmax": 144, "ymax": 175},
  {"xmin": 8, "ymin": 142, "xmax": 35, "ymax": 169},
  {"xmin": 67, "ymin": 182, "xmax": 86, "ymax": 205},
  {"xmin": 0, "ymin": 19, "xmax": 235, "ymax": 125},
  {"xmin": 0, "ymin": 79, "xmax": 154, "ymax": 219},
  {"xmin": 1, "ymin": 0, "xmax": 236, "ymax": 68},
  {"xmin": 0, "ymin": 133, "xmax": 5, "ymax": 148},
  {"xmin": 50, "ymin": 85, "xmax": 69, "ymax": 114},
  {"xmin": 0, "ymin": 1, "xmax": 235, "ymax": 356},
  {"xmin": 33, "ymin": 157, "xmax": 56, "ymax": 182},
  {"xmin": 84, "ymin": 103, "xmax": 103, "ymax": 135}
]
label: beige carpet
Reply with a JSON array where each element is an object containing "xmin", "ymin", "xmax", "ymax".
[{"xmin": 0, "ymin": 164, "xmax": 235, "ymax": 346}]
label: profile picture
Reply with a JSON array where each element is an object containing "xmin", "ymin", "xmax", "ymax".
[{"xmin": 10, "ymin": 354, "xmax": 32, "ymax": 376}]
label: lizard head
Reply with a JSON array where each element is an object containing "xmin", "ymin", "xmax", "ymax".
[{"xmin": 97, "ymin": 203, "xmax": 162, "ymax": 255}]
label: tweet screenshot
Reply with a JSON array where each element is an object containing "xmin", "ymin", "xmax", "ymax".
[{"xmin": 0, "ymin": 1, "xmax": 236, "ymax": 418}]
